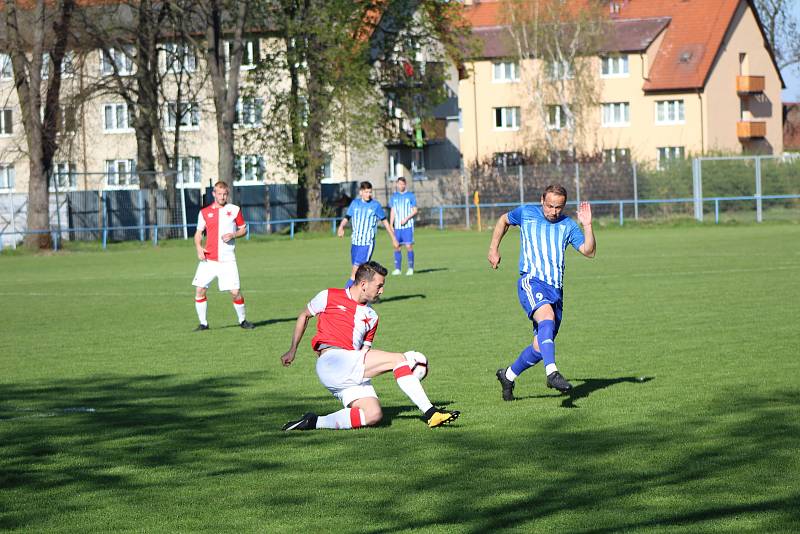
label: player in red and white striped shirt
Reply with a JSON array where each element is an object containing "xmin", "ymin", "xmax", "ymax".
[
  {"xmin": 280, "ymin": 261, "xmax": 460, "ymax": 430},
  {"xmin": 191, "ymin": 181, "xmax": 254, "ymax": 330}
]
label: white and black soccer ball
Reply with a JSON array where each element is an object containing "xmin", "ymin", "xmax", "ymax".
[{"xmin": 404, "ymin": 351, "xmax": 429, "ymax": 381}]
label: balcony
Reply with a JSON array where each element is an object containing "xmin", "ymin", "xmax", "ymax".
[
  {"xmin": 737, "ymin": 120, "xmax": 766, "ymax": 139},
  {"xmin": 736, "ymin": 75, "xmax": 765, "ymax": 94}
]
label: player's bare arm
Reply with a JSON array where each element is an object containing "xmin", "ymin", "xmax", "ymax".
[
  {"xmin": 382, "ymin": 219, "xmax": 399, "ymax": 248},
  {"xmin": 281, "ymin": 308, "xmax": 314, "ymax": 366},
  {"xmin": 576, "ymin": 202, "xmax": 596, "ymax": 258},
  {"xmin": 389, "ymin": 208, "xmax": 396, "ymax": 228},
  {"xmin": 402, "ymin": 207, "xmax": 419, "ymax": 226},
  {"xmin": 222, "ymin": 223, "xmax": 247, "ymax": 243},
  {"xmin": 193, "ymin": 228, "xmax": 206, "ymax": 260},
  {"xmin": 488, "ymin": 214, "xmax": 511, "ymax": 269},
  {"xmin": 337, "ymin": 217, "xmax": 349, "ymax": 238}
]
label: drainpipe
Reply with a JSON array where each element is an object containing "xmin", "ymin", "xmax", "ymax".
[{"xmin": 697, "ymin": 89, "xmax": 705, "ymax": 154}]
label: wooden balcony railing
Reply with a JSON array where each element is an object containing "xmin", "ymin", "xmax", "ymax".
[
  {"xmin": 737, "ymin": 120, "xmax": 766, "ymax": 139},
  {"xmin": 736, "ymin": 75, "xmax": 765, "ymax": 94}
]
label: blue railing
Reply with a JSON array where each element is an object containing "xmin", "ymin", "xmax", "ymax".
[{"xmin": 2, "ymin": 194, "xmax": 799, "ymax": 251}]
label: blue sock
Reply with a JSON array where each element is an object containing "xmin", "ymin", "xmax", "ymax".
[
  {"xmin": 407, "ymin": 251, "xmax": 414, "ymax": 269},
  {"xmin": 537, "ymin": 320, "xmax": 556, "ymax": 367},
  {"xmin": 510, "ymin": 345, "xmax": 543, "ymax": 376},
  {"xmin": 344, "ymin": 278, "xmax": 354, "ymax": 289},
  {"xmin": 394, "ymin": 251, "xmax": 402, "ymax": 270}
]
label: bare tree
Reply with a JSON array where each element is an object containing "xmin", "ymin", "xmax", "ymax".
[
  {"xmin": 755, "ymin": 0, "xmax": 800, "ymax": 75},
  {"xmin": 502, "ymin": 0, "xmax": 607, "ymax": 164},
  {"xmin": 3, "ymin": 0, "xmax": 75, "ymax": 249}
]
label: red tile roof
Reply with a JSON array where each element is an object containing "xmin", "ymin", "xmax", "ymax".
[{"xmin": 464, "ymin": 0, "xmax": 784, "ymax": 92}]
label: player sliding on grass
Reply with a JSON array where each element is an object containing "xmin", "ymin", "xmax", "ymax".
[
  {"xmin": 280, "ymin": 261, "xmax": 459, "ymax": 430},
  {"xmin": 488, "ymin": 184, "xmax": 596, "ymax": 400}
]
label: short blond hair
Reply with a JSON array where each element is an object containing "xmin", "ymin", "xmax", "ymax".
[{"xmin": 214, "ymin": 181, "xmax": 229, "ymax": 190}]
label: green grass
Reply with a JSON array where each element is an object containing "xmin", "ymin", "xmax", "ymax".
[{"xmin": 2, "ymin": 225, "xmax": 800, "ymax": 532}]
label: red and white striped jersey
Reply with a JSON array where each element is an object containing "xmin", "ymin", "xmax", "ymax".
[
  {"xmin": 197, "ymin": 203, "xmax": 245, "ymax": 262},
  {"xmin": 308, "ymin": 288, "xmax": 379, "ymax": 352}
]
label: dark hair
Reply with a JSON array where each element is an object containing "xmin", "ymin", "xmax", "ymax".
[
  {"xmin": 354, "ymin": 261, "xmax": 388, "ymax": 283},
  {"xmin": 396, "ymin": 177, "xmax": 407, "ymax": 184},
  {"xmin": 359, "ymin": 181, "xmax": 373, "ymax": 190},
  {"xmin": 542, "ymin": 183, "xmax": 567, "ymax": 200},
  {"xmin": 214, "ymin": 181, "xmax": 229, "ymax": 190}
]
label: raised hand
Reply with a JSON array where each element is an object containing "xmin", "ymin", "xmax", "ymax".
[{"xmin": 577, "ymin": 201, "xmax": 592, "ymax": 227}]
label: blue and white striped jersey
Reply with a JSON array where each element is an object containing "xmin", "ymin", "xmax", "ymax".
[
  {"xmin": 507, "ymin": 205, "xmax": 585, "ymax": 289},
  {"xmin": 389, "ymin": 191, "xmax": 417, "ymax": 229},
  {"xmin": 346, "ymin": 198, "xmax": 387, "ymax": 246}
]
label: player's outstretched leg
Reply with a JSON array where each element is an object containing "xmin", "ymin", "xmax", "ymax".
[
  {"xmin": 537, "ymin": 319, "xmax": 572, "ymax": 393},
  {"xmin": 283, "ymin": 407, "xmax": 369, "ymax": 431},
  {"xmin": 393, "ymin": 250, "xmax": 402, "ymax": 275},
  {"xmin": 282, "ymin": 412, "xmax": 318, "ymax": 431},
  {"xmin": 194, "ymin": 289, "xmax": 209, "ymax": 331},
  {"xmin": 406, "ymin": 248, "xmax": 414, "ymax": 275}
]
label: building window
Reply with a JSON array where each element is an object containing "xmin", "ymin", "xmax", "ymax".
[
  {"xmin": 317, "ymin": 155, "xmax": 332, "ymax": 182},
  {"xmin": 100, "ymin": 46, "xmax": 135, "ymax": 76},
  {"xmin": 492, "ymin": 61, "xmax": 519, "ymax": 82},
  {"xmin": 235, "ymin": 97, "xmax": 264, "ymax": 126},
  {"xmin": 546, "ymin": 60, "xmax": 572, "ymax": 80},
  {"xmin": 601, "ymin": 102, "xmax": 630, "ymax": 126},
  {"xmin": 494, "ymin": 107, "xmax": 520, "ymax": 130},
  {"xmin": 655, "ymin": 100, "xmax": 685, "ymax": 124},
  {"xmin": 411, "ymin": 149, "xmax": 425, "ymax": 179},
  {"xmin": 59, "ymin": 105, "xmax": 77, "ymax": 134},
  {"xmin": 603, "ymin": 148, "xmax": 629, "ymax": 164},
  {"xmin": 493, "ymin": 152, "xmax": 524, "ymax": 168},
  {"xmin": 173, "ymin": 156, "xmax": 202, "ymax": 185},
  {"xmin": 51, "ymin": 162, "xmax": 77, "ymax": 190},
  {"xmin": 234, "ymin": 154, "xmax": 265, "ymax": 183},
  {"xmin": 105, "ymin": 159, "xmax": 137, "ymax": 187},
  {"xmin": 657, "ymin": 146, "xmax": 685, "ymax": 169},
  {"xmin": 225, "ymin": 39, "xmax": 259, "ymax": 70},
  {"xmin": 165, "ymin": 102, "xmax": 200, "ymax": 129},
  {"xmin": 601, "ymin": 55, "xmax": 629, "ymax": 77},
  {"xmin": 162, "ymin": 43, "xmax": 197, "ymax": 73},
  {"xmin": 103, "ymin": 103, "xmax": 134, "ymax": 132},
  {"xmin": 388, "ymin": 149, "xmax": 401, "ymax": 179},
  {"xmin": 0, "ymin": 164, "xmax": 14, "ymax": 189},
  {"xmin": 0, "ymin": 54, "xmax": 12, "ymax": 80},
  {"xmin": 0, "ymin": 108, "xmax": 13, "ymax": 135},
  {"xmin": 547, "ymin": 105, "xmax": 565, "ymax": 130}
]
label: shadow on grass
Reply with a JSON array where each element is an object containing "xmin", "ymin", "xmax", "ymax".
[
  {"xmin": 515, "ymin": 376, "xmax": 655, "ymax": 408},
  {"xmin": 411, "ymin": 268, "xmax": 448, "ymax": 275},
  {"xmin": 372, "ymin": 293, "xmax": 426, "ymax": 305}
]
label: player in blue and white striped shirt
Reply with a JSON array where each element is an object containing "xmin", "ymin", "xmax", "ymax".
[
  {"xmin": 488, "ymin": 184, "xmax": 596, "ymax": 398},
  {"xmin": 338, "ymin": 181, "xmax": 398, "ymax": 288},
  {"xmin": 389, "ymin": 177, "xmax": 418, "ymax": 275}
]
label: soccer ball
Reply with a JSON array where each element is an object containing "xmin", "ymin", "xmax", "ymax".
[{"xmin": 404, "ymin": 351, "xmax": 429, "ymax": 381}]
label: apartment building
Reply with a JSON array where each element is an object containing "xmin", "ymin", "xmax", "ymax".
[{"xmin": 459, "ymin": 0, "xmax": 784, "ymax": 167}]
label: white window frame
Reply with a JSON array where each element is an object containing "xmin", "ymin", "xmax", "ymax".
[
  {"xmin": 603, "ymin": 148, "xmax": 629, "ymax": 164},
  {"xmin": 51, "ymin": 161, "xmax": 77, "ymax": 191},
  {"xmin": 546, "ymin": 105, "xmax": 564, "ymax": 130},
  {"xmin": 388, "ymin": 149, "xmax": 401, "ymax": 179},
  {"xmin": 601, "ymin": 102, "xmax": 630, "ymax": 127},
  {"xmin": 494, "ymin": 106, "xmax": 520, "ymax": 130},
  {"xmin": 601, "ymin": 55, "xmax": 629, "ymax": 78},
  {"xmin": 165, "ymin": 101, "xmax": 200, "ymax": 130},
  {"xmin": 105, "ymin": 159, "xmax": 138, "ymax": 188},
  {"xmin": 492, "ymin": 61, "xmax": 519, "ymax": 83},
  {"xmin": 493, "ymin": 152, "xmax": 524, "ymax": 168},
  {"xmin": 174, "ymin": 156, "xmax": 202, "ymax": 187},
  {"xmin": 547, "ymin": 60, "xmax": 573, "ymax": 80},
  {"xmin": 655, "ymin": 100, "xmax": 685, "ymax": 125},
  {"xmin": 235, "ymin": 96, "xmax": 264, "ymax": 127},
  {"xmin": 0, "ymin": 54, "xmax": 12, "ymax": 80},
  {"xmin": 656, "ymin": 146, "xmax": 685, "ymax": 169},
  {"xmin": 161, "ymin": 43, "xmax": 197, "ymax": 74},
  {"xmin": 0, "ymin": 108, "xmax": 13, "ymax": 135},
  {"xmin": 411, "ymin": 149, "xmax": 425, "ymax": 174},
  {"xmin": 234, "ymin": 154, "xmax": 265, "ymax": 184},
  {"xmin": 103, "ymin": 103, "xmax": 134, "ymax": 133},
  {"xmin": 225, "ymin": 39, "xmax": 259, "ymax": 71},
  {"xmin": 0, "ymin": 164, "xmax": 14, "ymax": 189},
  {"xmin": 100, "ymin": 46, "xmax": 135, "ymax": 76}
]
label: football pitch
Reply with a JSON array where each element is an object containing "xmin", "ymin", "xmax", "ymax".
[{"xmin": 2, "ymin": 223, "xmax": 799, "ymax": 532}]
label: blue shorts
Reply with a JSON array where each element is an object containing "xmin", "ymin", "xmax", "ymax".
[
  {"xmin": 351, "ymin": 243, "xmax": 375, "ymax": 266},
  {"xmin": 394, "ymin": 228, "xmax": 414, "ymax": 245},
  {"xmin": 517, "ymin": 275, "xmax": 563, "ymax": 336}
]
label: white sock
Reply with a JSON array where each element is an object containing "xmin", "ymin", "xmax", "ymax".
[
  {"xmin": 505, "ymin": 367, "xmax": 517, "ymax": 381},
  {"xmin": 545, "ymin": 363, "xmax": 558, "ymax": 376},
  {"xmin": 233, "ymin": 298, "xmax": 246, "ymax": 322},
  {"xmin": 393, "ymin": 364, "xmax": 433, "ymax": 413},
  {"xmin": 316, "ymin": 408, "xmax": 364, "ymax": 429},
  {"xmin": 195, "ymin": 298, "xmax": 208, "ymax": 325}
]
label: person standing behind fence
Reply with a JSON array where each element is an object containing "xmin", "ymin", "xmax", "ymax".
[
  {"xmin": 389, "ymin": 177, "xmax": 418, "ymax": 276},
  {"xmin": 192, "ymin": 181, "xmax": 255, "ymax": 331},
  {"xmin": 487, "ymin": 184, "xmax": 595, "ymax": 399},
  {"xmin": 337, "ymin": 181, "xmax": 399, "ymax": 289}
]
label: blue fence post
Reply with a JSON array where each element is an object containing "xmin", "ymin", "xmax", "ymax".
[
  {"xmin": 0, "ymin": 233, "xmax": 4, "ymax": 252},
  {"xmin": 153, "ymin": 225, "xmax": 159, "ymax": 246},
  {"xmin": 619, "ymin": 201, "xmax": 624, "ymax": 226},
  {"xmin": 101, "ymin": 190, "xmax": 108, "ymax": 250},
  {"xmin": 715, "ymin": 199, "xmax": 719, "ymax": 224},
  {"xmin": 438, "ymin": 207, "xmax": 444, "ymax": 230},
  {"xmin": 246, "ymin": 224, "xmax": 250, "ymax": 240},
  {"xmin": 332, "ymin": 218, "xmax": 337, "ymax": 235},
  {"xmin": 52, "ymin": 230, "xmax": 59, "ymax": 251},
  {"xmin": 290, "ymin": 221, "xmax": 295, "ymax": 239},
  {"xmin": 138, "ymin": 189, "xmax": 145, "ymax": 242}
]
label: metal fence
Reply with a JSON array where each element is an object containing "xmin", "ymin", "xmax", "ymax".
[{"xmin": 1, "ymin": 154, "xmax": 798, "ymax": 250}]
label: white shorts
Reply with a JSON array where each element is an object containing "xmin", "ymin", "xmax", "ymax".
[
  {"xmin": 316, "ymin": 348, "xmax": 378, "ymax": 407},
  {"xmin": 192, "ymin": 260, "xmax": 240, "ymax": 291}
]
